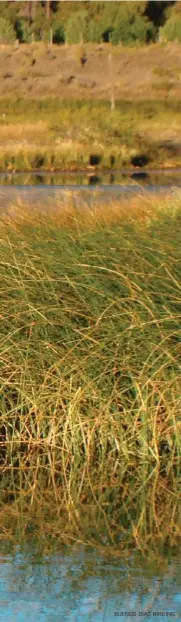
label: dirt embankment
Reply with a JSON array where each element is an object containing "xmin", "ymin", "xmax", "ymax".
[{"xmin": 0, "ymin": 41, "xmax": 181, "ymax": 100}]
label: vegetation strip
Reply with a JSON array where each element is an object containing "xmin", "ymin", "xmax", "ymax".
[
  {"xmin": 0, "ymin": 1, "xmax": 181, "ymax": 47},
  {"xmin": 0, "ymin": 195, "xmax": 181, "ymax": 547},
  {"xmin": 1, "ymin": 97, "xmax": 181, "ymax": 172}
]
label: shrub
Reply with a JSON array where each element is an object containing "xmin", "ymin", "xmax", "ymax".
[
  {"xmin": 0, "ymin": 16, "xmax": 16, "ymax": 44},
  {"xmin": 159, "ymin": 14, "xmax": 181, "ymax": 43},
  {"xmin": 15, "ymin": 19, "xmax": 33, "ymax": 44},
  {"xmin": 111, "ymin": 14, "xmax": 155, "ymax": 46},
  {"xmin": 52, "ymin": 24, "xmax": 65, "ymax": 45},
  {"xmin": 65, "ymin": 11, "xmax": 88, "ymax": 44},
  {"xmin": 85, "ymin": 20, "xmax": 103, "ymax": 43},
  {"xmin": 30, "ymin": 4, "xmax": 50, "ymax": 42},
  {"xmin": 94, "ymin": 2, "xmax": 155, "ymax": 46}
]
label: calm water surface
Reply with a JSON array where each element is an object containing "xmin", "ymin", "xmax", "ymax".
[
  {"xmin": 0, "ymin": 169, "xmax": 181, "ymax": 188},
  {"xmin": 0, "ymin": 545, "xmax": 181, "ymax": 621},
  {"xmin": 0, "ymin": 169, "xmax": 181, "ymax": 210}
]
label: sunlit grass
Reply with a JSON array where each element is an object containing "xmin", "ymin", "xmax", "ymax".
[
  {"xmin": 0, "ymin": 97, "xmax": 181, "ymax": 170},
  {"xmin": 0, "ymin": 194, "xmax": 181, "ymax": 547}
]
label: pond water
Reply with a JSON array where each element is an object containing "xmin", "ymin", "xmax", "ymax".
[
  {"xmin": 0, "ymin": 544, "xmax": 181, "ymax": 621},
  {"xmin": 0, "ymin": 169, "xmax": 181, "ymax": 211},
  {"xmin": 0, "ymin": 169, "xmax": 181, "ymax": 188}
]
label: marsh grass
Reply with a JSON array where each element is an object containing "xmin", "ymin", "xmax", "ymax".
[
  {"xmin": 0, "ymin": 194, "xmax": 181, "ymax": 547},
  {"xmin": 0, "ymin": 98, "xmax": 181, "ymax": 170}
]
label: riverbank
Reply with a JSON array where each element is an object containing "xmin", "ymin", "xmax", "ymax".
[
  {"xmin": 1, "ymin": 97, "xmax": 181, "ymax": 172},
  {"xmin": 0, "ymin": 195, "xmax": 181, "ymax": 548},
  {"xmin": 1, "ymin": 42, "xmax": 181, "ymax": 172}
]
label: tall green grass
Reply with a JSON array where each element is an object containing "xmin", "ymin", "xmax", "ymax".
[{"xmin": 0, "ymin": 196, "xmax": 181, "ymax": 547}]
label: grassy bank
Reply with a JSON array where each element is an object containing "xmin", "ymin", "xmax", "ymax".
[
  {"xmin": 0, "ymin": 195, "xmax": 181, "ymax": 548},
  {"xmin": 1, "ymin": 97, "xmax": 181, "ymax": 172},
  {"xmin": 1, "ymin": 43, "xmax": 181, "ymax": 172}
]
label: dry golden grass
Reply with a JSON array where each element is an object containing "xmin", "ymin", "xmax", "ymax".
[
  {"xmin": 2, "ymin": 191, "xmax": 175, "ymax": 229},
  {"xmin": 0, "ymin": 121, "xmax": 48, "ymax": 142},
  {"xmin": 0, "ymin": 193, "xmax": 181, "ymax": 547}
]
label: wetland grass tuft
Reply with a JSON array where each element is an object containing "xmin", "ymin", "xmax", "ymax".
[{"xmin": 0, "ymin": 195, "xmax": 181, "ymax": 547}]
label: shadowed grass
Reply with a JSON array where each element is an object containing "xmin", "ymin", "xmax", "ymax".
[{"xmin": 0, "ymin": 194, "xmax": 181, "ymax": 547}]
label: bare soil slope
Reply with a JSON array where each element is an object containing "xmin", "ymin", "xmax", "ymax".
[{"xmin": 0, "ymin": 42, "xmax": 181, "ymax": 100}]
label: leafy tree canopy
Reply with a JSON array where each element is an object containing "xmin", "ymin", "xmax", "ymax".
[{"xmin": 0, "ymin": 1, "xmax": 178, "ymax": 45}]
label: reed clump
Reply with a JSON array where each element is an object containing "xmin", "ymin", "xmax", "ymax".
[{"xmin": 0, "ymin": 194, "xmax": 181, "ymax": 547}]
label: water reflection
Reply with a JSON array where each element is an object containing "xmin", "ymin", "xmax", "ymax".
[
  {"xmin": 0, "ymin": 169, "xmax": 181, "ymax": 188},
  {"xmin": 131, "ymin": 171, "xmax": 150, "ymax": 181},
  {"xmin": 88, "ymin": 174, "xmax": 101, "ymax": 185},
  {"xmin": 0, "ymin": 546, "xmax": 180, "ymax": 621}
]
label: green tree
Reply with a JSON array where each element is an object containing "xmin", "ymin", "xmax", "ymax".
[
  {"xmin": 159, "ymin": 13, "xmax": 181, "ymax": 42},
  {"xmin": 99, "ymin": 1, "xmax": 155, "ymax": 45},
  {"xmin": 29, "ymin": 2, "xmax": 50, "ymax": 41},
  {"xmin": 52, "ymin": 23, "xmax": 65, "ymax": 45},
  {"xmin": 145, "ymin": 1, "xmax": 175, "ymax": 28},
  {"xmin": 15, "ymin": 18, "xmax": 33, "ymax": 43},
  {"xmin": 85, "ymin": 20, "xmax": 103, "ymax": 43},
  {"xmin": 0, "ymin": 16, "xmax": 16, "ymax": 43},
  {"xmin": 65, "ymin": 10, "xmax": 88, "ymax": 44},
  {"xmin": 0, "ymin": 0, "xmax": 176, "ymax": 46},
  {"xmin": 111, "ymin": 13, "xmax": 155, "ymax": 45}
]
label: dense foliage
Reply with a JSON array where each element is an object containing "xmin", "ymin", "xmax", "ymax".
[
  {"xmin": 0, "ymin": 15, "xmax": 16, "ymax": 43},
  {"xmin": 0, "ymin": 0, "xmax": 178, "ymax": 46}
]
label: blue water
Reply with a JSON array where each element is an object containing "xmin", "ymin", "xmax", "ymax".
[{"xmin": 0, "ymin": 546, "xmax": 181, "ymax": 621}]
